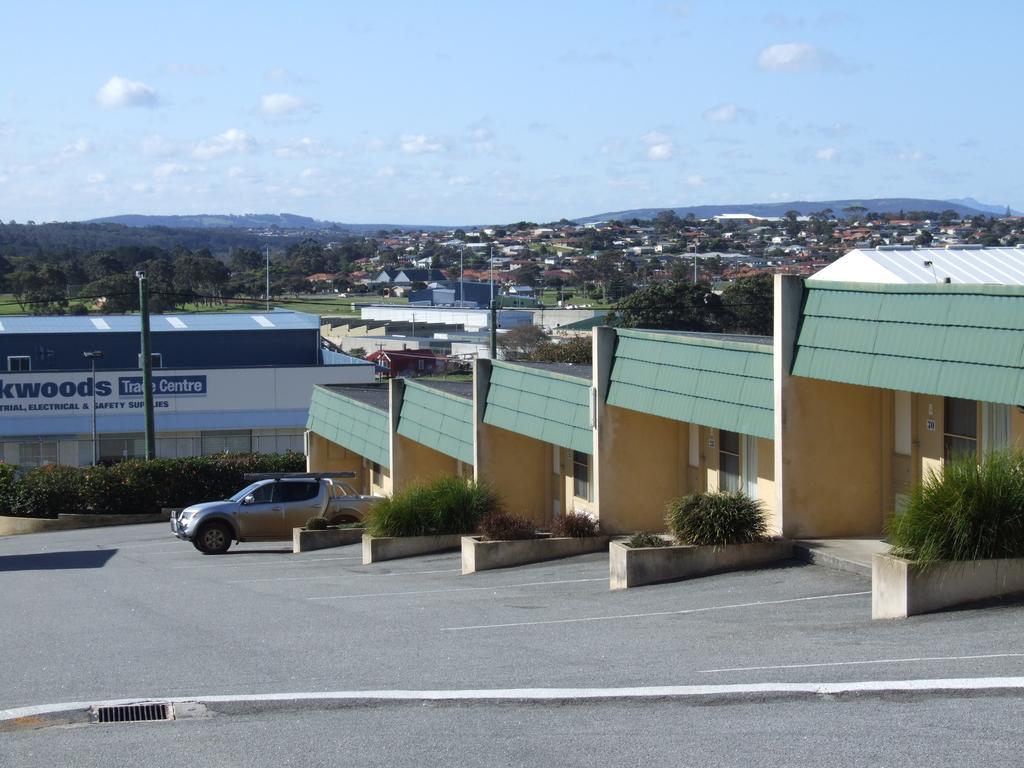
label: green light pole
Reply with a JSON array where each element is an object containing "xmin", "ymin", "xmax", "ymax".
[{"xmin": 137, "ymin": 270, "xmax": 156, "ymax": 460}]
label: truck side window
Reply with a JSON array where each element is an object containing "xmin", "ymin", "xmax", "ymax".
[
  {"xmin": 250, "ymin": 484, "xmax": 276, "ymax": 504},
  {"xmin": 280, "ymin": 482, "xmax": 319, "ymax": 502}
]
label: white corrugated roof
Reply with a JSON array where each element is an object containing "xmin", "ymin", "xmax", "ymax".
[{"xmin": 809, "ymin": 246, "xmax": 1024, "ymax": 285}]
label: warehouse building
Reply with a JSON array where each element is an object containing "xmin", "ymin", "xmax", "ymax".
[{"xmin": 0, "ymin": 310, "xmax": 374, "ymax": 466}]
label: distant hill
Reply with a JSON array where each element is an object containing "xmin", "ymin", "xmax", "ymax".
[
  {"xmin": 944, "ymin": 198, "xmax": 1022, "ymax": 217},
  {"xmin": 573, "ymin": 198, "xmax": 995, "ymax": 223},
  {"xmin": 88, "ymin": 213, "xmax": 450, "ymax": 234}
]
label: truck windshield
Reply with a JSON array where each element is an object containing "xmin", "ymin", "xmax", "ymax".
[{"xmin": 228, "ymin": 481, "xmax": 269, "ymax": 502}]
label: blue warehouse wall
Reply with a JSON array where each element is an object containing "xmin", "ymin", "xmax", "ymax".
[{"xmin": 1, "ymin": 329, "xmax": 320, "ymax": 372}]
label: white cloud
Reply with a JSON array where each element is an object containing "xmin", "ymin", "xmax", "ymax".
[
  {"xmin": 274, "ymin": 137, "xmax": 318, "ymax": 158},
  {"xmin": 686, "ymin": 174, "xmax": 706, "ymax": 187},
  {"xmin": 153, "ymin": 162, "xmax": 189, "ymax": 178},
  {"xmin": 86, "ymin": 173, "xmax": 108, "ymax": 184},
  {"xmin": 816, "ymin": 147, "xmax": 838, "ymax": 161},
  {"xmin": 758, "ymin": 43, "xmax": 827, "ymax": 72},
  {"xmin": 399, "ymin": 134, "xmax": 446, "ymax": 154},
  {"xmin": 299, "ymin": 167, "xmax": 324, "ymax": 179},
  {"xmin": 662, "ymin": 2, "xmax": 690, "ymax": 19},
  {"xmin": 95, "ymin": 75, "xmax": 158, "ymax": 108},
  {"xmin": 703, "ymin": 103, "xmax": 755, "ymax": 123},
  {"xmin": 131, "ymin": 182, "xmax": 153, "ymax": 194},
  {"xmin": 141, "ymin": 134, "xmax": 175, "ymax": 157},
  {"xmin": 366, "ymin": 137, "xmax": 387, "ymax": 151},
  {"xmin": 56, "ymin": 138, "xmax": 92, "ymax": 162},
  {"xmin": 259, "ymin": 93, "xmax": 307, "ymax": 116},
  {"xmin": 643, "ymin": 131, "xmax": 675, "ymax": 160},
  {"xmin": 448, "ymin": 175, "xmax": 473, "ymax": 186},
  {"xmin": 376, "ymin": 165, "xmax": 396, "ymax": 178},
  {"xmin": 192, "ymin": 129, "xmax": 256, "ymax": 159}
]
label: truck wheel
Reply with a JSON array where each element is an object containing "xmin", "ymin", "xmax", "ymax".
[
  {"xmin": 193, "ymin": 521, "xmax": 232, "ymax": 555},
  {"xmin": 328, "ymin": 510, "xmax": 360, "ymax": 525}
]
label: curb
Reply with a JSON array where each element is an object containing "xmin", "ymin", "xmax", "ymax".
[{"xmin": 5, "ymin": 677, "xmax": 1024, "ymax": 732}]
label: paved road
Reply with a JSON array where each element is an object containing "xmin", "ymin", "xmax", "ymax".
[
  {"xmin": 3, "ymin": 521, "xmax": 1024, "ymax": 765},
  {"xmin": 8, "ymin": 693, "xmax": 1024, "ymax": 767}
]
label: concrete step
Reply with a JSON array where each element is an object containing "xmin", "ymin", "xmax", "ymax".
[{"xmin": 793, "ymin": 538, "xmax": 890, "ymax": 578}]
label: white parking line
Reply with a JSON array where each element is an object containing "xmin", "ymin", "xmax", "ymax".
[
  {"xmin": 381, "ymin": 568, "xmax": 461, "ymax": 577},
  {"xmin": 8, "ymin": 677, "xmax": 1024, "ymax": 723},
  {"xmin": 440, "ymin": 591, "xmax": 871, "ymax": 631},
  {"xmin": 171, "ymin": 555, "xmax": 362, "ymax": 570},
  {"xmin": 698, "ymin": 652, "xmax": 1024, "ymax": 674},
  {"xmin": 307, "ymin": 577, "xmax": 606, "ymax": 601}
]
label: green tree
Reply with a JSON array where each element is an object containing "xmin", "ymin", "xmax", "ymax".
[
  {"xmin": 721, "ymin": 274, "xmax": 773, "ymax": 336},
  {"xmin": 609, "ymin": 281, "xmax": 722, "ymax": 332},
  {"xmin": 497, "ymin": 324, "xmax": 550, "ymax": 361}
]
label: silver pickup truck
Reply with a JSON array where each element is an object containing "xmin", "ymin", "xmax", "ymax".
[{"xmin": 171, "ymin": 472, "xmax": 380, "ymax": 554}]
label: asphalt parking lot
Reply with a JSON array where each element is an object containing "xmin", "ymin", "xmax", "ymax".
[{"xmin": 3, "ymin": 521, "xmax": 1024, "ymax": 715}]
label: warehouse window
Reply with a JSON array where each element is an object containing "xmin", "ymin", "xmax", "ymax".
[
  {"xmin": 572, "ymin": 450, "xmax": 592, "ymax": 502},
  {"xmin": 19, "ymin": 440, "xmax": 58, "ymax": 467},
  {"xmin": 201, "ymin": 430, "xmax": 252, "ymax": 455},
  {"xmin": 7, "ymin": 356, "xmax": 30, "ymax": 371}
]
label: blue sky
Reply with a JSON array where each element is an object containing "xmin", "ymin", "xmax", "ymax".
[{"xmin": 1, "ymin": 0, "xmax": 1020, "ymax": 225}]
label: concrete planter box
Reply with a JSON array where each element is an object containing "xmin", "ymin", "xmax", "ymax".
[
  {"xmin": 362, "ymin": 533, "xmax": 465, "ymax": 564},
  {"xmin": 872, "ymin": 553, "xmax": 1024, "ymax": 619},
  {"xmin": 0, "ymin": 509, "xmax": 173, "ymax": 537},
  {"xmin": 461, "ymin": 534, "xmax": 610, "ymax": 574},
  {"xmin": 609, "ymin": 539, "xmax": 794, "ymax": 590},
  {"xmin": 293, "ymin": 527, "xmax": 365, "ymax": 553}
]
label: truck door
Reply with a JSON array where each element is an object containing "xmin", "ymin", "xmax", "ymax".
[
  {"xmin": 235, "ymin": 481, "xmax": 282, "ymax": 539},
  {"xmin": 281, "ymin": 480, "xmax": 324, "ymax": 530}
]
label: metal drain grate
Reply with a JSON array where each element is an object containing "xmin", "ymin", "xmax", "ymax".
[{"xmin": 93, "ymin": 703, "xmax": 172, "ymax": 724}]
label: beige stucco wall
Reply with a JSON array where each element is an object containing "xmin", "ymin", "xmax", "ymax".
[
  {"xmin": 595, "ymin": 405, "xmax": 689, "ymax": 533},
  {"xmin": 306, "ymin": 431, "xmax": 371, "ymax": 492},
  {"xmin": 392, "ymin": 434, "xmax": 460, "ymax": 492},
  {"xmin": 757, "ymin": 437, "xmax": 778, "ymax": 534},
  {"xmin": 780, "ymin": 376, "xmax": 886, "ymax": 537},
  {"xmin": 370, "ymin": 465, "xmax": 392, "ymax": 497},
  {"xmin": 475, "ymin": 422, "xmax": 555, "ymax": 526}
]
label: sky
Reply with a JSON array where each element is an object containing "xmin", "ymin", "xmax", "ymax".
[{"xmin": 1, "ymin": 0, "xmax": 1021, "ymax": 225}]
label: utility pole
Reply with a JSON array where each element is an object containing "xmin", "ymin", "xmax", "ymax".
[
  {"xmin": 489, "ymin": 299, "xmax": 498, "ymax": 360},
  {"xmin": 460, "ymin": 246, "xmax": 465, "ymax": 306},
  {"xmin": 265, "ymin": 245, "xmax": 271, "ymax": 312},
  {"xmin": 136, "ymin": 271, "xmax": 156, "ymax": 460},
  {"xmin": 83, "ymin": 350, "xmax": 104, "ymax": 465}
]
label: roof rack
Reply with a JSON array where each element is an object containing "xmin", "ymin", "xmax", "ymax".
[{"xmin": 243, "ymin": 472, "xmax": 356, "ymax": 480}]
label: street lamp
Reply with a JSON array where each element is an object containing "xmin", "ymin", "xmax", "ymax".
[{"xmin": 83, "ymin": 350, "xmax": 104, "ymax": 466}]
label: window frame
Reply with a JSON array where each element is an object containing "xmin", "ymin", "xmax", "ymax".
[
  {"xmin": 943, "ymin": 397, "xmax": 978, "ymax": 462},
  {"xmin": 7, "ymin": 355, "xmax": 30, "ymax": 372},
  {"xmin": 572, "ymin": 450, "xmax": 592, "ymax": 502}
]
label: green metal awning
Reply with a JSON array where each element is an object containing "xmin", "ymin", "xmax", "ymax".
[
  {"xmin": 793, "ymin": 281, "xmax": 1024, "ymax": 405},
  {"xmin": 483, "ymin": 362, "xmax": 593, "ymax": 454},
  {"xmin": 306, "ymin": 386, "xmax": 390, "ymax": 469},
  {"xmin": 397, "ymin": 381, "xmax": 474, "ymax": 465},
  {"xmin": 607, "ymin": 329, "xmax": 774, "ymax": 439}
]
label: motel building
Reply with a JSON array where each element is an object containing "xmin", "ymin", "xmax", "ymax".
[
  {"xmin": 305, "ymin": 245, "xmax": 1024, "ymax": 541},
  {"xmin": 0, "ymin": 311, "xmax": 373, "ymax": 467}
]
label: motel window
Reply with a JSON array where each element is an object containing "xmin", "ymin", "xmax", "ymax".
[
  {"xmin": 201, "ymin": 430, "xmax": 253, "ymax": 456},
  {"xmin": 7, "ymin": 356, "xmax": 30, "ymax": 372},
  {"xmin": 944, "ymin": 398, "xmax": 978, "ymax": 461},
  {"xmin": 719, "ymin": 430, "xmax": 741, "ymax": 493},
  {"xmin": 572, "ymin": 450, "xmax": 592, "ymax": 502},
  {"xmin": 18, "ymin": 440, "xmax": 58, "ymax": 468}
]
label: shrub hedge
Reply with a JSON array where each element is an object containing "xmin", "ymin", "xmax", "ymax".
[
  {"xmin": 477, "ymin": 511, "xmax": 536, "ymax": 541},
  {"xmin": 366, "ymin": 476, "xmax": 502, "ymax": 538},
  {"xmin": 0, "ymin": 452, "xmax": 305, "ymax": 518},
  {"xmin": 550, "ymin": 511, "xmax": 600, "ymax": 538},
  {"xmin": 666, "ymin": 491, "xmax": 768, "ymax": 546},
  {"xmin": 889, "ymin": 450, "xmax": 1024, "ymax": 562}
]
